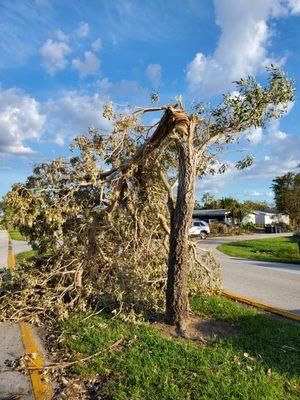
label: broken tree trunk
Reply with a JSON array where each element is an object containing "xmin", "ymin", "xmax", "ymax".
[{"xmin": 165, "ymin": 115, "xmax": 196, "ymax": 329}]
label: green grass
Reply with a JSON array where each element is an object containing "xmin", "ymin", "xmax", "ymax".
[
  {"xmin": 16, "ymin": 249, "xmax": 37, "ymax": 261},
  {"xmin": 62, "ymin": 295, "xmax": 300, "ymax": 399},
  {"xmin": 8, "ymin": 229, "xmax": 25, "ymax": 241},
  {"xmin": 218, "ymin": 236, "xmax": 300, "ymax": 264}
]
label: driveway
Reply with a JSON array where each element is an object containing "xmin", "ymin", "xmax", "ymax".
[{"xmin": 200, "ymin": 232, "xmax": 300, "ymax": 314}]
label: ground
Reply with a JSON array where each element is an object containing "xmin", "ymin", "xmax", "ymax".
[
  {"xmin": 218, "ymin": 236, "xmax": 300, "ymax": 264},
  {"xmin": 60, "ymin": 294, "xmax": 300, "ymax": 400},
  {"xmin": 8, "ymin": 229, "xmax": 25, "ymax": 241},
  {"xmin": 202, "ymin": 233, "xmax": 300, "ymax": 313}
]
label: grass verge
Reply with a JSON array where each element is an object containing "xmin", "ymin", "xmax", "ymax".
[
  {"xmin": 218, "ymin": 236, "xmax": 300, "ymax": 264},
  {"xmin": 8, "ymin": 229, "xmax": 25, "ymax": 241},
  {"xmin": 16, "ymin": 249, "xmax": 37, "ymax": 261},
  {"xmin": 61, "ymin": 295, "xmax": 300, "ymax": 399}
]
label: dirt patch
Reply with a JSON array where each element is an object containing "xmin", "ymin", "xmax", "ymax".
[
  {"xmin": 250, "ymin": 249, "xmax": 274, "ymax": 255},
  {"xmin": 154, "ymin": 315, "xmax": 236, "ymax": 343}
]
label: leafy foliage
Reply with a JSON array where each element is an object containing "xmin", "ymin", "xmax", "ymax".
[
  {"xmin": 272, "ymin": 171, "xmax": 300, "ymax": 224},
  {"xmin": 1, "ymin": 67, "xmax": 294, "ymax": 324}
]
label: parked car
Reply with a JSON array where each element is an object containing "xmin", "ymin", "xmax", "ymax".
[{"xmin": 189, "ymin": 220, "xmax": 210, "ymax": 239}]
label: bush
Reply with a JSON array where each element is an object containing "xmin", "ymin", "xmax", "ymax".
[
  {"xmin": 238, "ymin": 222, "xmax": 257, "ymax": 231},
  {"xmin": 209, "ymin": 222, "xmax": 256, "ymax": 236},
  {"xmin": 209, "ymin": 222, "xmax": 250, "ymax": 236},
  {"xmin": 276, "ymin": 222, "xmax": 293, "ymax": 232}
]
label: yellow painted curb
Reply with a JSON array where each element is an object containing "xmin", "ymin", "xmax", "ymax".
[
  {"xmin": 221, "ymin": 290, "xmax": 300, "ymax": 322},
  {"xmin": 7, "ymin": 233, "xmax": 15, "ymax": 269},
  {"xmin": 19, "ymin": 322, "xmax": 53, "ymax": 399}
]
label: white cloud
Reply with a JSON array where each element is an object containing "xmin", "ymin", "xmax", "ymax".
[
  {"xmin": 268, "ymin": 120, "xmax": 287, "ymax": 141},
  {"xmin": 246, "ymin": 127, "xmax": 263, "ymax": 144},
  {"xmin": 72, "ymin": 51, "xmax": 101, "ymax": 76},
  {"xmin": 186, "ymin": 0, "xmax": 297, "ymax": 97},
  {"xmin": 0, "ymin": 86, "xmax": 45, "ymax": 155},
  {"xmin": 55, "ymin": 29, "xmax": 69, "ymax": 42},
  {"xmin": 92, "ymin": 38, "xmax": 102, "ymax": 51},
  {"xmin": 289, "ymin": 0, "xmax": 300, "ymax": 14},
  {"xmin": 75, "ymin": 22, "xmax": 90, "ymax": 38},
  {"xmin": 53, "ymin": 133, "xmax": 65, "ymax": 147},
  {"xmin": 249, "ymin": 190, "xmax": 261, "ymax": 196},
  {"xmin": 46, "ymin": 91, "xmax": 111, "ymax": 142},
  {"xmin": 40, "ymin": 39, "xmax": 71, "ymax": 75},
  {"xmin": 146, "ymin": 63, "xmax": 162, "ymax": 87},
  {"xmin": 97, "ymin": 78, "xmax": 147, "ymax": 101}
]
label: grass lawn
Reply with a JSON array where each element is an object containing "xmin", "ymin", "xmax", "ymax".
[
  {"xmin": 16, "ymin": 249, "xmax": 37, "ymax": 261},
  {"xmin": 218, "ymin": 236, "xmax": 300, "ymax": 264},
  {"xmin": 62, "ymin": 295, "xmax": 300, "ymax": 399},
  {"xmin": 8, "ymin": 229, "xmax": 25, "ymax": 241}
]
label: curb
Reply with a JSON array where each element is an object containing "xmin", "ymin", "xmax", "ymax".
[
  {"xmin": 19, "ymin": 322, "xmax": 53, "ymax": 399},
  {"xmin": 7, "ymin": 238, "xmax": 16, "ymax": 268},
  {"xmin": 221, "ymin": 290, "xmax": 300, "ymax": 322},
  {"xmin": 7, "ymin": 235, "xmax": 15, "ymax": 268}
]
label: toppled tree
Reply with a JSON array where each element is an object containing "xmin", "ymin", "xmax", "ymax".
[{"xmin": 2, "ymin": 67, "xmax": 294, "ymax": 330}]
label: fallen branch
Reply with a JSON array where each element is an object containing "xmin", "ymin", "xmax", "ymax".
[{"xmin": 27, "ymin": 338, "xmax": 123, "ymax": 371}]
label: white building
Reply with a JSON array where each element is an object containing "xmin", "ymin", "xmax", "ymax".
[{"xmin": 242, "ymin": 211, "xmax": 290, "ymax": 226}]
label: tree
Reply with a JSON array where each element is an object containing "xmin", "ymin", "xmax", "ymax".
[
  {"xmin": 243, "ymin": 200, "xmax": 275, "ymax": 213},
  {"xmin": 272, "ymin": 171, "xmax": 300, "ymax": 224},
  {"xmin": 200, "ymin": 193, "xmax": 218, "ymax": 209},
  {"xmin": 2, "ymin": 67, "xmax": 294, "ymax": 329}
]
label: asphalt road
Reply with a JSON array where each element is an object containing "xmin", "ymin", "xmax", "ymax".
[
  {"xmin": 0, "ymin": 230, "xmax": 31, "ymax": 270},
  {"xmin": 0, "ymin": 230, "xmax": 8, "ymax": 269},
  {"xmin": 0, "ymin": 323, "xmax": 34, "ymax": 399},
  {"xmin": 201, "ymin": 232, "xmax": 300, "ymax": 314},
  {"xmin": 0, "ymin": 231, "xmax": 34, "ymax": 398}
]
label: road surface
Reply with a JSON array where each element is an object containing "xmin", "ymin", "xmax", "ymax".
[
  {"xmin": 0, "ymin": 230, "xmax": 31, "ymax": 270},
  {"xmin": 201, "ymin": 232, "xmax": 300, "ymax": 314},
  {"xmin": 0, "ymin": 323, "xmax": 34, "ymax": 399},
  {"xmin": 0, "ymin": 231, "xmax": 34, "ymax": 398}
]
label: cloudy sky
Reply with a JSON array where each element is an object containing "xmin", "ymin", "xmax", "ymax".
[{"xmin": 0, "ymin": 0, "xmax": 300, "ymax": 202}]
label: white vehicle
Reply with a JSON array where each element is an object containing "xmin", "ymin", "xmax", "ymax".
[{"xmin": 188, "ymin": 220, "xmax": 210, "ymax": 239}]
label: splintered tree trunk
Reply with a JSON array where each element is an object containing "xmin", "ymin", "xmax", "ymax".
[{"xmin": 165, "ymin": 118, "xmax": 196, "ymax": 328}]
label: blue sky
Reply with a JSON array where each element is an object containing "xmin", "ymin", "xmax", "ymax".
[{"xmin": 0, "ymin": 0, "xmax": 300, "ymax": 203}]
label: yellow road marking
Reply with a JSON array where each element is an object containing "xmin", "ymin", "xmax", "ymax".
[
  {"xmin": 8, "ymin": 242, "xmax": 15, "ymax": 268},
  {"xmin": 221, "ymin": 289, "xmax": 300, "ymax": 322},
  {"xmin": 19, "ymin": 322, "xmax": 52, "ymax": 399},
  {"xmin": 7, "ymin": 233, "xmax": 15, "ymax": 268}
]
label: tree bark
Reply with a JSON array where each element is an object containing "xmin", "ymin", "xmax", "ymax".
[{"xmin": 165, "ymin": 117, "xmax": 196, "ymax": 329}]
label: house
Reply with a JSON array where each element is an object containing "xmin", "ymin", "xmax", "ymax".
[
  {"xmin": 242, "ymin": 210, "xmax": 290, "ymax": 226},
  {"xmin": 193, "ymin": 209, "xmax": 231, "ymax": 223}
]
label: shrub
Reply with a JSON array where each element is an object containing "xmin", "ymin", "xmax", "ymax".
[{"xmin": 238, "ymin": 222, "xmax": 257, "ymax": 231}]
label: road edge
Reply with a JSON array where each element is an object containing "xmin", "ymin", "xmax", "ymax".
[
  {"xmin": 19, "ymin": 322, "xmax": 53, "ymax": 399},
  {"xmin": 221, "ymin": 290, "xmax": 300, "ymax": 322}
]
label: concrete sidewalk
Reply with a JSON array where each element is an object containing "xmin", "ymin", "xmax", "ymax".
[{"xmin": 0, "ymin": 323, "xmax": 34, "ymax": 399}]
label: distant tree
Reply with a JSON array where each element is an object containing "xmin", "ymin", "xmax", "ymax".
[
  {"xmin": 218, "ymin": 197, "xmax": 250, "ymax": 223},
  {"xmin": 272, "ymin": 171, "xmax": 300, "ymax": 224},
  {"xmin": 243, "ymin": 200, "xmax": 275, "ymax": 212},
  {"xmin": 200, "ymin": 193, "xmax": 218, "ymax": 209},
  {"xmin": 194, "ymin": 200, "xmax": 202, "ymax": 210}
]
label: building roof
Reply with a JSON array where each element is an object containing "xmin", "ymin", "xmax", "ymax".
[
  {"xmin": 193, "ymin": 209, "xmax": 230, "ymax": 217},
  {"xmin": 252, "ymin": 210, "xmax": 285, "ymax": 216}
]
